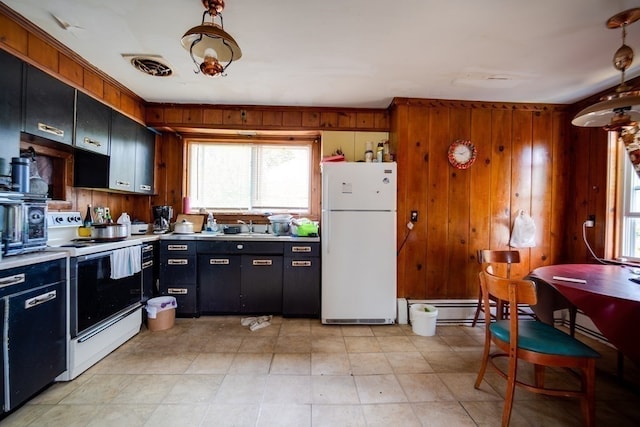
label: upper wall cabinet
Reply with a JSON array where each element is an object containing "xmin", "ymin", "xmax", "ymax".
[
  {"xmin": 0, "ymin": 50, "xmax": 23, "ymax": 171},
  {"xmin": 75, "ymin": 92, "xmax": 110, "ymax": 156},
  {"xmin": 135, "ymin": 126, "xmax": 155, "ymax": 194},
  {"xmin": 109, "ymin": 112, "xmax": 137, "ymax": 192},
  {"xmin": 24, "ymin": 65, "xmax": 74, "ymax": 145}
]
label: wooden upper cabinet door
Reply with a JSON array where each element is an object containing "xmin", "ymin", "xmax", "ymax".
[
  {"xmin": 75, "ymin": 91, "xmax": 110, "ymax": 155},
  {"xmin": 24, "ymin": 65, "xmax": 74, "ymax": 145}
]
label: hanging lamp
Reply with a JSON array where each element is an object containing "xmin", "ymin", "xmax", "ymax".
[
  {"xmin": 181, "ymin": 0, "xmax": 242, "ymax": 77},
  {"xmin": 572, "ymin": 8, "xmax": 640, "ymax": 131}
]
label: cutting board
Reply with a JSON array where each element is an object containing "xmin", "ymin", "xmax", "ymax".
[{"xmin": 175, "ymin": 214, "xmax": 206, "ymax": 232}]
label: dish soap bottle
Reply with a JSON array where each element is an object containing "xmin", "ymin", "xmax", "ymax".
[{"xmin": 206, "ymin": 212, "xmax": 215, "ymax": 232}]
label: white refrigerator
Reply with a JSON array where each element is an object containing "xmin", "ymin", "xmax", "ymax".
[{"xmin": 321, "ymin": 162, "xmax": 397, "ymax": 324}]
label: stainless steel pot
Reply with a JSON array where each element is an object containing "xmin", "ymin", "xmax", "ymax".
[
  {"xmin": 91, "ymin": 223, "xmax": 128, "ymax": 240},
  {"xmin": 174, "ymin": 219, "xmax": 194, "ymax": 234}
]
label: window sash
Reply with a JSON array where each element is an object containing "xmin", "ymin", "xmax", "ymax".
[{"xmin": 187, "ymin": 140, "xmax": 312, "ymax": 213}]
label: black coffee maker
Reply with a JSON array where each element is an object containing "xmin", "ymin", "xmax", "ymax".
[{"xmin": 152, "ymin": 205, "xmax": 173, "ymax": 234}]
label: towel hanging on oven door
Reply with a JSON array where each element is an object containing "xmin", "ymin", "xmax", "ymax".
[{"xmin": 110, "ymin": 246, "xmax": 142, "ymax": 280}]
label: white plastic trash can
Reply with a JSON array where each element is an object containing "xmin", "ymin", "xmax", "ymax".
[
  {"xmin": 410, "ymin": 304, "xmax": 438, "ymax": 336},
  {"xmin": 146, "ymin": 296, "xmax": 177, "ymax": 331}
]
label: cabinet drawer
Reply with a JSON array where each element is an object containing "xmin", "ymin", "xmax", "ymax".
[
  {"xmin": 160, "ymin": 255, "xmax": 197, "ymax": 283},
  {"xmin": 160, "ymin": 283, "xmax": 198, "ymax": 317},
  {"xmin": 0, "ymin": 259, "xmax": 65, "ymax": 298},
  {"xmin": 161, "ymin": 240, "xmax": 197, "ymax": 254},
  {"xmin": 285, "ymin": 242, "xmax": 320, "ymax": 257}
]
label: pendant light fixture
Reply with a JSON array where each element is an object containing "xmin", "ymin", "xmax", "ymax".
[
  {"xmin": 572, "ymin": 8, "xmax": 640, "ymax": 131},
  {"xmin": 181, "ymin": 0, "xmax": 242, "ymax": 77}
]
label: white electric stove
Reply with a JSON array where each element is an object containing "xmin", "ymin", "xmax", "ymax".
[{"xmin": 47, "ymin": 211, "xmax": 144, "ymax": 381}]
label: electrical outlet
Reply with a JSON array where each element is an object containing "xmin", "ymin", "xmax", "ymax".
[
  {"xmin": 585, "ymin": 214, "xmax": 595, "ymax": 228},
  {"xmin": 410, "ymin": 210, "xmax": 418, "ymax": 222}
]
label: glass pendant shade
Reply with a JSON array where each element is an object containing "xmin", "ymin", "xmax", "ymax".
[{"xmin": 181, "ymin": 22, "xmax": 242, "ymax": 63}]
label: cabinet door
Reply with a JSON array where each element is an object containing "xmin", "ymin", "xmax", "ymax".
[
  {"xmin": 198, "ymin": 254, "xmax": 241, "ymax": 313},
  {"xmin": 75, "ymin": 92, "xmax": 110, "ymax": 155},
  {"xmin": 283, "ymin": 256, "xmax": 321, "ymax": 317},
  {"xmin": 109, "ymin": 112, "xmax": 137, "ymax": 191},
  {"xmin": 241, "ymin": 255, "xmax": 283, "ymax": 314},
  {"xmin": 134, "ymin": 125, "xmax": 155, "ymax": 194},
  {"xmin": 0, "ymin": 50, "xmax": 22, "ymax": 168},
  {"xmin": 24, "ymin": 65, "xmax": 74, "ymax": 145},
  {"xmin": 6, "ymin": 281, "xmax": 66, "ymax": 411}
]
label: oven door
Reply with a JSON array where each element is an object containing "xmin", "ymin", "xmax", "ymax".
[{"xmin": 71, "ymin": 250, "xmax": 142, "ymax": 337}]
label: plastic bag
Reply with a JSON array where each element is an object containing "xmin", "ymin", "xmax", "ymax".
[{"xmin": 510, "ymin": 210, "xmax": 536, "ymax": 248}]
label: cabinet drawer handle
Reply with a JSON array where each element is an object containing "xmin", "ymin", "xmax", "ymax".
[
  {"xmin": 38, "ymin": 122, "xmax": 64, "ymax": 137},
  {"xmin": 168, "ymin": 259, "xmax": 189, "ymax": 265},
  {"xmin": 167, "ymin": 245, "xmax": 188, "ymax": 251},
  {"xmin": 115, "ymin": 180, "xmax": 131, "ymax": 187},
  {"xmin": 292, "ymin": 246, "xmax": 312, "ymax": 253},
  {"xmin": 139, "ymin": 184, "xmax": 151, "ymax": 191},
  {"xmin": 252, "ymin": 259, "xmax": 273, "ymax": 266},
  {"xmin": 142, "ymin": 245, "xmax": 154, "ymax": 253},
  {"xmin": 291, "ymin": 260, "xmax": 312, "ymax": 267},
  {"xmin": 142, "ymin": 260, "xmax": 153, "ymax": 268},
  {"xmin": 209, "ymin": 258, "xmax": 230, "ymax": 265},
  {"xmin": 168, "ymin": 288, "xmax": 188, "ymax": 294},
  {"xmin": 25, "ymin": 290, "xmax": 57, "ymax": 309},
  {"xmin": 0, "ymin": 273, "xmax": 25, "ymax": 288},
  {"xmin": 83, "ymin": 137, "xmax": 102, "ymax": 147}
]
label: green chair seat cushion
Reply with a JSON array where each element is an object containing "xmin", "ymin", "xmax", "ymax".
[{"xmin": 490, "ymin": 320, "xmax": 600, "ymax": 358}]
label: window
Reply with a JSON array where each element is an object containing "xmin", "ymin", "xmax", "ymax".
[
  {"xmin": 618, "ymin": 129, "xmax": 640, "ymax": 261},
  {"xmin": 187, "ymin": 138, "xmax": 316, "ymax": 214}
]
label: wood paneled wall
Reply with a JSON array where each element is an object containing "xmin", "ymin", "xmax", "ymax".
[
  {"xmin": 390, "ymin": 98, "xmax": 571, "ymax": 299},
  {"xmin": 146, "ymin": 104, "xmax": 389, "ymax": 132}
]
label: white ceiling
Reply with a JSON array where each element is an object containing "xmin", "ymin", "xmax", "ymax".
[{"xmin": 3, "ymin": 0, "xmax": 640, "ymax": 109}]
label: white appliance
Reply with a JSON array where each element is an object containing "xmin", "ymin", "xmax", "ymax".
[{"xmin": 321, "ymin": 162, "xmax": 397, "ymax": 324}]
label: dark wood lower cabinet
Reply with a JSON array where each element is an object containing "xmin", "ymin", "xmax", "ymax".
[
  {"xmin": 162, "ymin": 239, "xmax": 320, "ymax": 317},
  {"xmin": 198, "ymin": 254, "xmax": 241, "ymax": 314},
  {"xmin": 283, "ymin": 256, "xmax": 321, "ymax": 317},
  {"xmin": 241, "ymin": 254, "xmax": 283, "ymax": 314}
]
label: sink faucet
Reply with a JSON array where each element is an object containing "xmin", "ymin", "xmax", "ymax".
[{"xmin": 237, "ymin": 219, "xmax": 254, "ymax": 233}]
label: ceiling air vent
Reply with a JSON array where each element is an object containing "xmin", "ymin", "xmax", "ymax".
[{"xmin": 122, "ymin": 54, "xmax": 173, "ymax": 77}]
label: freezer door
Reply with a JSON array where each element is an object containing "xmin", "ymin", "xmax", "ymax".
[
  {"xmin": 321, "ymin": 210, "xmax": 396, "ymax": 323},
  {"xmin": 322, "ymin": 162, "xmax": 396, "ymax": 211}
]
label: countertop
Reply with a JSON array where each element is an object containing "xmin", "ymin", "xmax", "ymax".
[
  {"xmin": 0, "ymin": 251, "xmax": 67, "ymax": 271},
  {"xmin": 158, "ymin": 232, "xmax": 320, "ymax": 242}
]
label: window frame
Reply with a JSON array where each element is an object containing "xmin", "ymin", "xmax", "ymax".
[
  {"xmin": 617, "ymin": 132, "xmax": 640, "ymax": 262},
  {"xmin": 184, "ymin": 134, "xmax": 321, "ymax": 220}
]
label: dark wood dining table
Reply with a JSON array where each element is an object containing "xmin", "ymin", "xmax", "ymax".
[{"xmin": 527, "ymin": 264, "xmax": 640, "ymax": 366}]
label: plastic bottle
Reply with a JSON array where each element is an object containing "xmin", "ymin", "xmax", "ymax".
[
  {"xmin": 83, "ymin": 204, "xmax": 93, "ymax": 227},
  {"xmin": 376, "ymin": 142, "xmax": 384, "ymax": 162},
  {"xmin": 117, "ymin": 212, "xmax": 132, "ymax": 236},
  {"xmin": 206, "ymin": 212, "xmax": 215, "ymax": 232},
  {"xmin": 212, "ymin": 219, "xmax": 219, "ymax": 233}
]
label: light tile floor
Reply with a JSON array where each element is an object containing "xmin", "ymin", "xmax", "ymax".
[{"xmin": 2, "ymin": 316, "xmax": 640, "ymax": 426}]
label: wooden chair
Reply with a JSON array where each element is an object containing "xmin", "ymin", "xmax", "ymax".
[
  {"xmin": 471, "ymin": 249, "xmax": 521, "ymax": 327},
  {"xmin": 474, "ymin": 267, "xmax": 600, "ymax": 427}
]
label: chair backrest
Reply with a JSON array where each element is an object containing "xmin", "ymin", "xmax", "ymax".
[
  {"xmin": 479, "ymin": 266, "xmax": 537, "ymax": 310},
  {"xmin": 477, "ymin": 249, "xmax": 521, "ymax": 278}
]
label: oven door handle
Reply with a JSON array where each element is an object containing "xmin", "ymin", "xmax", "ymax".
[{"xmin": 77, "ymin": 251, "xmax": 113, "ymax": 262}]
